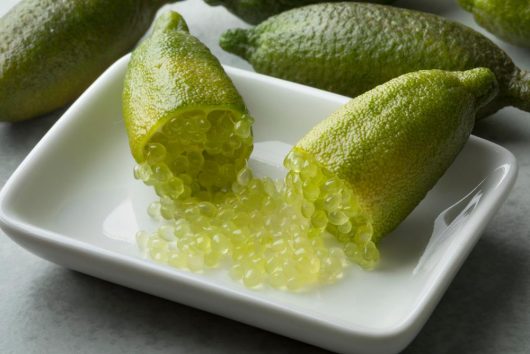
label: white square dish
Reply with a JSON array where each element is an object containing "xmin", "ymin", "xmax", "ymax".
[{"xmin": 0, "ymin": 55, "xmax": 517, "ymax": 354}]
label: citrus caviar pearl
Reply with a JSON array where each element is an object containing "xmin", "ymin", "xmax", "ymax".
[
  {"xmin": 136, "ymin": 112, "xmax": 379, "ymax": 291},
  {"xmin": 135, "ymin": 109, "xmax": 254, "ymax": 200}
]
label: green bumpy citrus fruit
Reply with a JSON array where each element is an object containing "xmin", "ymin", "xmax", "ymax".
[
  {"xmin": 203, "ymin": 0, "xmax": 395, "ymax": 24},
  {"xmin": 133, "ymin": 67, "xmax": 497, "ymax": 284},
  {"xmin": 294, "ymin": 68, "xmax": 498, "ymax": 243},
  {"xmin": 0, "ymin": 0, "xmax": 170, "ymax": 122},
  {"xmin": 123, "ymin": 11, "xmax": 253, "ymax": 199},
  {"xmin": 459, "ymin": 0, "xmax": 530, "ymax": 48},
  {"xmin": 220, "ymin": 2, "xmax": 529, "ymax": 118}
]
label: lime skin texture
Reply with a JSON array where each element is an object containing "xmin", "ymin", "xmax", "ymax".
[
  {"xmin": 220, "ymin": 2, "xmax": 530, "ymax": 118},
  {"xmin": 123, "ymin": 11, "xmax": 250, "ymax": 163},
  {"xmin": 296, "ymin": 68, "xmax": 498, "ymax": 242},
  {"xmin": 0, "ymin": 0, "xmax": 170, "ymax": 122}
]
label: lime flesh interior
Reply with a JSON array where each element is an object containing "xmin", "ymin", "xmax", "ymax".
[
  {"xmin": 134, "ymin": 107, "xmax": 254, "ymax": 201},
  {"xmin": 136, "ymin": 135, "xmax": 379, "ymax": 290}
]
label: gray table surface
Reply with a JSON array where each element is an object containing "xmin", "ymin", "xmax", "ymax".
[{"xmin": 1, "ymin": 0, "xmax": 529, "ymax": 353}]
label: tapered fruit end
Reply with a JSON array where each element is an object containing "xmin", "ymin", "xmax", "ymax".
[
  {"xmin": 152, "ymin": 11, "xmax": 189, "ymax": 36},
  {"xmin": 456, "ymin": 68, "xmax": 498, "ymax": 111},
  {"xmin": 220, "ymin": 28, "xmax": 251, "ymax": 58}
]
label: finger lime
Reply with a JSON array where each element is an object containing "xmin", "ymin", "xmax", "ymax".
[
  {"xmin": 294, "ymin": 68, "xmax": 498, "ymax": 251},
  {"xmin": 220, "ymin": 3, "xmax": 527, "ymax": 118},
  {"xmin": 123, "ymin": 11, "xmax": 254, "ymax": 198},
  {"xmin": 131, "ymin": 65, "xmax": 496, "ymax": 289},
  {"xmin": 0, "ymin": 0, "xmax": 169, "ymax": 122},
  {"xmin": 125, "ymin": 12, "xmax": 498, "ymax": 291}
]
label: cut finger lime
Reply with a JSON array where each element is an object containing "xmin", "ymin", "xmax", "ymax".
[{"xmin": 123, "ymin": 11, "xmax": 253, "ymax": 200}]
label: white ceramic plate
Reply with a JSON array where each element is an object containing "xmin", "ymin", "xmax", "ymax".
[{"xmin": 0, "ymin": 55, "xmax": 517, "ymax": 354}]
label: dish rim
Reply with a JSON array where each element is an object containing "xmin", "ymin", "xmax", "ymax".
[{"xmin": 0, "ymin": 57, "xmax": 519, "ymax": 340}]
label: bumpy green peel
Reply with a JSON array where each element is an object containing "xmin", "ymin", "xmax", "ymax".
[
  {"xmin": 220, "ymin": 3, "xmax": 529, "ymax": 118},
  {"xmin": 204, "ymin": 0, "xmax": 396, "ymax": 24},
  {"xmin": 123, "ymin": 11, "xmax": 249, "ymax": 163},
  {"xmin": 132, "ymin": 68, "xmax": 497, "ymax": 287},
  {"xmin": 126, "ymin": 12, "xmax": 378, "ymax": 288},
  {"xmin": 0, "ymin": 0, "xmax": 169, "ymax": 122},
  {"xmin": 296, "ymin": 68, "xmax": 498, "ymax": 241},
  {"xmin": 459, "ymin": 0, "xmax": 530, "ymax": 48}
]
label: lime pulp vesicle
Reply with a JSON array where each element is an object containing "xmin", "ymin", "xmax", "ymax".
[{"xmin": 134, "ymin": 110, "xmax": 377, "ymax": 291}]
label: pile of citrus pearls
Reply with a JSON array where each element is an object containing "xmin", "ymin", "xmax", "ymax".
[
  {"xmin": 283, "ymin": 148, "xmax": 379, "ymax": 270},
  {"xmin": 134, "ymin": 109, "xmax": 253, "ymax": 200},
  {"xmin": 134, "ymin": 111, "xmax": 379, "ymax": 291}
]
